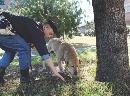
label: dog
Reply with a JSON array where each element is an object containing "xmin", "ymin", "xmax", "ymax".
[{"xmin": 47, "ymin": 38, "xmax": 81, "ymax": 75}]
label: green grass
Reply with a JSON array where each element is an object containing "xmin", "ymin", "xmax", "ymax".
[
  {"xmin": 0, "ymin": 36, "xmax": 130, "ymax": 95},
  {"xmin": 64, "ymin": 36, "xmax": 96, "ymax": 48},
  {"xmin": 69, "ymin": 36, "xmax": 96, "ymax": 45},
  {"xmin": 77, "ymin": 49, "xmax": 96, "ymax": 63},
  {"xmin": 0, "ymin": 53, "xmax": 112, "ymax": 96},
  {"xmin": 1, "ymin": 49, "xmax": 129, "ymax": 96}
]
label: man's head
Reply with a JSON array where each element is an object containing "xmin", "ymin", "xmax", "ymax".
[{"xmin": 43, "ymin": 20, "xmax": 58, "ymax": 38}]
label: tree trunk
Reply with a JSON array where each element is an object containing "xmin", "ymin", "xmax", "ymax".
[{"xmin": 92, "ymin": 0, "xmax": 129, "ymax": 82}]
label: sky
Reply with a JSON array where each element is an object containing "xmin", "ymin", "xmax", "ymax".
[
  {"xmin": 80, "ymin": 0, "xmax": 94, "ymax": 20},
  {"xmin": 79, "ymin": 0, "xmax": 94, "ymax": 25},
  {"xmin": 69, "ymin": 0, "xmax": 94, "ymax": 26}
]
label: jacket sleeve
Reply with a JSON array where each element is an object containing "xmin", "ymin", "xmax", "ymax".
[{"xmin": 26, "ymin": 22, "xmax": 52, "ymax": 60}]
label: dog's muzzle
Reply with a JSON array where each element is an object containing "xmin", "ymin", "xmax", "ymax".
[{"xmin": 50, "ymin": 51, "xmax": 56, "ymax": 56}]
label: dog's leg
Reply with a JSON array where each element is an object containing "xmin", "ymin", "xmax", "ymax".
[
  {"xmin": 57, "ymin": 59, "xmax": 64, "ymax": 73},
  {"xmin": 42, "ymin": 61, "xmax": 46, "ymax": 69}
]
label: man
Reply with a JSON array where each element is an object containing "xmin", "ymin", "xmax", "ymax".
[{"xmin": 0, "ymin": 12, "xmax": 65, "ymax": 84}]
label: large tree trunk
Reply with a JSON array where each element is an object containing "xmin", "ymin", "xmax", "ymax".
[{"xmin": 92, "ymin": 0, "xmax": 129, "ymax": 82}]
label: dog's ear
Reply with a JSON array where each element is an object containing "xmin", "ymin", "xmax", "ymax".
[{"xmin": 60, "ymin": 38, "xmax": 66, "ymax": 43}]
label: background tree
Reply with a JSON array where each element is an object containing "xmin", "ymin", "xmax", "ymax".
[
  {"xmin": 84, "ymin": 21, "xmax": 95, "ymax": 36},
  {"xmin": 6, "ymin": 0, "xmax": 83, "ymax": 38},
  {"xmin": 92, "ymin": 0, "xmax": 130, "ymax": 82},
  {"xmin": 0, "ymin": 0, "xmax": 4, "ymax": 5}
]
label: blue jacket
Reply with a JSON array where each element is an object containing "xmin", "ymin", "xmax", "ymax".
[{"xmin": 1, "ymin": 12, "xmax": 51, "ymax": 60}]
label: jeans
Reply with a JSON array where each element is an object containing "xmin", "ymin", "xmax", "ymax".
[{"xmin": 0, "ymin": 34, "xmax": 31, "ymax": 70}]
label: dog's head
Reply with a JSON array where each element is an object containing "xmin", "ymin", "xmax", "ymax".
[
  {"xmin": 47, "ymin": 38, "xmax": 55, "ymax": 54},
  {"xmin": 67, "ymin": 58, "xmax": 81, "ymax": 75},
  {"xmin": 68, "ymin": 58, "xmax": 81, "ymax": 75},
  {"xmin": 69, "ymin": 66, "xmax": 77, "ymax": 75},
  {"xmin": 47, "ymin": 44, "xmax": 56, "ymax": 56},
  {"xmin": 47, "ymin": 38, "xmax": 63, "ymax": 54}
]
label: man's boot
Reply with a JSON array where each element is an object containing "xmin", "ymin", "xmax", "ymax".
[
  {"xmin": 20, "ymin": 67, "xmax": 30, "ymax": 83},
  {"xmin": 0, "ymin": 66, "xmax": 6, "ymax": 84}
]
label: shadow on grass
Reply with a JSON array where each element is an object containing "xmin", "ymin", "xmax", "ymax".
[
  {"xmin": 0, "ymin": 63, "xmax": 80, "ymax": 96},
  {"xmin": 11, "ymin": 72, "xmax": 79, "ymax": 96}
]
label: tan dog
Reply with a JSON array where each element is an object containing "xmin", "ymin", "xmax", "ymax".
[{"xmin": 47, "ymin": 38, "xmax": 81, "ymax": 75}]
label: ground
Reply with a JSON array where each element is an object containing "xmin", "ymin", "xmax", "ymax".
[{"xmin": 0, "ymin": 62, "xmax": 80, "ymax": 96}]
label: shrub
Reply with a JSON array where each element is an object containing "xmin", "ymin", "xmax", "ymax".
[{"xmin": 84, "ymin": 29, "xmax": 95, "ymax": 37}]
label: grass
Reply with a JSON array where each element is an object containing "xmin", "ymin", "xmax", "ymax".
[
  {"xmin": 1, "ymin": 49, "xmax": 114, "ymax": 96},
  {"xmin": 0, "ymin": 36, "xmax": 130, "ymax": 96},
  {"xmin": 1, "ymin": 49, "xmax": 129, "ymax": 96},
  {"xmin": 67, "ymin": 36, "xmax": 96, "ymax": 48},
  {"xmin": 69, "ymin": 36, "xmax": 96, "ymax": 45}
]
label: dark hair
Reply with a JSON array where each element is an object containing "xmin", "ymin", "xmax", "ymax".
[{"xmin": 44, "ymin": 20, "xmax": 58, "ymax": 37}]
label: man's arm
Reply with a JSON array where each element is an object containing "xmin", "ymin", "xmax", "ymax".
[{"xmin": 44, "ymin": 58, "xmax": 65, "ymax": 82}]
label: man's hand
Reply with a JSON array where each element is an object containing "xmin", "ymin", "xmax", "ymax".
[
  {"xmin": 44, "ymin": 58, "xmax": 66, "ymax": 82},
  {"xmin": 53, "ymin": 72, "xmax": 66, "ymax": 82}
]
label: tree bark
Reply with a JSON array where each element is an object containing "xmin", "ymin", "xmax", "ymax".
[{"xmin": 92, "ymin": 0, "xmax": 129, "ymax": 82}]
